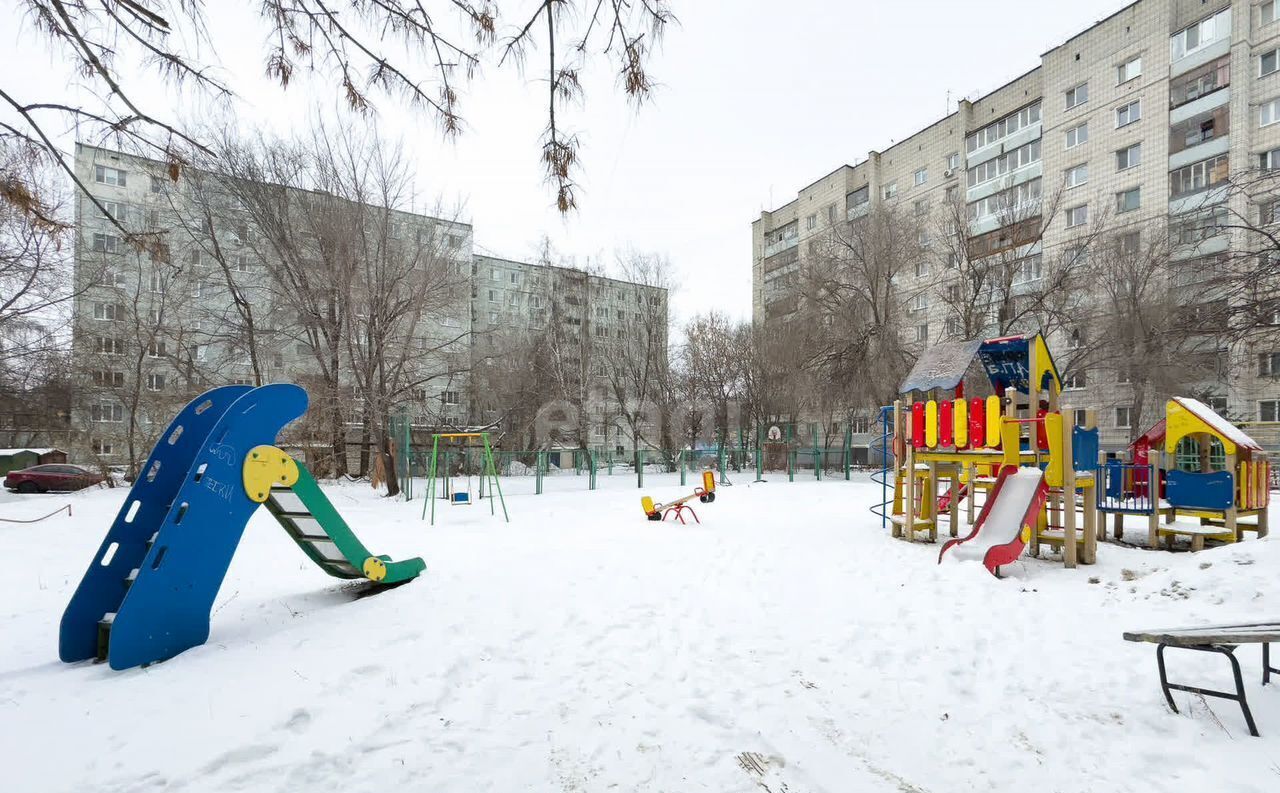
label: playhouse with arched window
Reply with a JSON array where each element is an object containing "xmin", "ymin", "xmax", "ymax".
[{"xmin": 1098, "ymin": 397, "xmax": 1270, "ymax": 550}]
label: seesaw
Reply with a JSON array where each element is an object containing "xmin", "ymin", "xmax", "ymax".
[{"xmin": 641, "ymin": 471, "xmax": 717, "ymax": 524}]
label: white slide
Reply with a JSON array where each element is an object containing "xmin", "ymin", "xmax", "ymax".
[{"xmin": 942, "ymin": 467, "xmax": 1045, "ymax": 565}]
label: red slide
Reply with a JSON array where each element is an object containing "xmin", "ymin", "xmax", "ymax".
[
  {"xmin": 937, "ymin": 482, "xmax": 969, "ymax": 512},
  {"xmin": 938, "ymin": 466, "xmax": 1048, "ymax": 576}
]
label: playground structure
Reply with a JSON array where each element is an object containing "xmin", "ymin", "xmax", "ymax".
[
  {"xmin": 1098, "ymin": 397, "xmax": 1270, "ymax": 550},
  {"xmin": 890, "ymin": 333, "xmax": 1100, "ymax": 571},
  {"xmin": 641, "ymin": 471, "xmax": 717, "ymax": 524},
  {"xmin": 59, "ymin": 384, "xmax": 425, "ymax": 671},
  {"xmin": 420, "ymin": 432, "xmax": 509, "ymax": 525}
]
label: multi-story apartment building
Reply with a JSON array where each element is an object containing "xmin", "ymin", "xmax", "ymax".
[
  {"xmin": 71, "ymin": 144, "xmax": 667, "ymax": 465},
  {"xmin": 753, "ymin": 0, "xmax": 1280, "ymax": 451},
  {"xmin": 470, "ymin": 254, "xmax": 669, "ymax": 454}
]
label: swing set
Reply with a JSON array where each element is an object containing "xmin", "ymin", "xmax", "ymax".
[{"xmin": 421, "ymin": 432, "xmax": 509, "ymax": 525}]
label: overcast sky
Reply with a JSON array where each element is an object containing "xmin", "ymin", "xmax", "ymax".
[{"xmin": 7, "ymin": 0, "xmax": 1128, "ymax": 326}]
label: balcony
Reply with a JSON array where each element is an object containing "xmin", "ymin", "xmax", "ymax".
[
  {"xmin": 1169, "ymin": 134, "xmax": 1229, "ymax": 171},
  {"xmin": 846, "ymin": 201, "xmax": 870, "ymax": 221},
  {"xmin": 966, "ymin": 122, "xmax": 1042, "ymax": 168},
  {"xmin": 763, "ymin": 235, "xmax": 799, "ymax": 258}
]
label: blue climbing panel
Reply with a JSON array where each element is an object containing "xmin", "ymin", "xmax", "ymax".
[
  {"xmin": 59, "ymin": 385, "xmax": 252, "ymax": 662},
  {"xmin": 103, "ymin": 383, "xmax": 308, "ymax": 669},
  {"xmin": 1166, "ymin": 469, "xmax": 1234, "ymax": 512}
]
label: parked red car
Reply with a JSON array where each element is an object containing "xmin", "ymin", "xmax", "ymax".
[{"xmin": 4, "ymin": 464, "xmax": 103, "ymax": 493}]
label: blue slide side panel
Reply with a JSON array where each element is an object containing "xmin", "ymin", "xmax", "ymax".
[
  {"xmin": 59, "ymin": 386, "xmax": 252, "ymax": 662},
  {"xmin": 1166, "ymin": 469, "xmax": 1233, "ymax": 512},
  {"xmin": 106, "ymin": 384, "xmax": 309, "ymax": 670}
]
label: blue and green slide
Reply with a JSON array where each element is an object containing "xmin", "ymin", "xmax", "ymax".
[{"xmin": 59, "ymin": 384, "xmax": 424, "ymax": 671}]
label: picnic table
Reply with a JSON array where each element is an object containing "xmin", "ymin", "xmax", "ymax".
[{"xmin": 1124, "ymin": 622, "xmax": 1280, "ymax": 737}]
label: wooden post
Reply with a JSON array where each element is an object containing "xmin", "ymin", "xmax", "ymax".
[
  {"xmin": 949, "ymin": 464, "xmax": 960, "ymax": 537},
  {"xmin": 928, "ymin": 460, "xmax": 939, "ymax": 543},
  {"xmin": 1148, "ymin": 462, "xmax": 1160, "ymax": 549},
  {"xmin": 966, "ymin": 460, "xmax": 976, "ymax": 525},
  {"xmin": 1226, "ymin": 451, "xmax": 1239, "ymax": 542},
  {"xmin": 1062, "ymin": 408, "xmax": 1077, "ymax": 568},
  {"xmin": 903, "ymin": 411, "xmax": 915, "ymax": 543}
]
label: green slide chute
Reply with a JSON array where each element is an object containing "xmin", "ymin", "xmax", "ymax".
[{"xmin": 265, "ymin": 463, "xmax": 425, "ymax": 584}]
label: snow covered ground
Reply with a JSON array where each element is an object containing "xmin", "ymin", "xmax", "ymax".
[{"xmin": 2, "ymin": 474, "xmax": 1279, "ymax": 792}]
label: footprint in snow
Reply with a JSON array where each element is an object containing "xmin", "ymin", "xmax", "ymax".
[{"xmin": 283, "ymin": 708, "xmax": 312, "ymax": 733}]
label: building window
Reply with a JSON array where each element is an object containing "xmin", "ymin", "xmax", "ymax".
[
  {"xmin": 915, "ymin": 260, "xmax": 929, "ymax": 278},
  {"xmin": 94, "ymin": 165, "xmax": 127, "ymax": 187},
  {"xmin": 92, "ymin": 370, "xmax": 124, "ymax": 387},
  {"xmin": 1065, "ymin": 82, "xmax": 1088, "ymax": 110},
  {"xmin": 1262, "ymin": 148, "xmax": 1280, "ymax": 170},
  {"xmin": 915, "ymin": 323, "xmax": 928, "ymax": 343},
  {"xmin": 95, "ymin": 336, "xmax": 123, "ymax": 355},
  {"xmin": 90, "ymin": 403, "xmax": 124, "ymax": 423},
  {"xmin": 1116, "ymin": 143, "xmax": 1142, "ymax": 171},
  {"xmin": 826, "ymin": 203, "xmax": 837, "ymax": 224},
  {"xmin": 1170, "ymin": 154, "xmax": 1229, "ymax": 197},
  {"xmin": 914, "ymin": 167, "xmax": 928, "ymax": 186},
  {"xmin": 966, "ymin": 139, "xmax": 1041, "ymax": 188},
  {"xmin": 1265, "ymin": 49, "xmax": 1280, "ymax": 78},
  {"xmin": 912, "ymin": 293, "xmax": 929, "ymax": 312},
  {"xmin": 913, "ymin": 198, "xmax": 929, "ymax": 217},
  {"xmin": 510, "ymin": 272, "xmax": 519, "ymax": 284},
  {"xmin": 1064, "ymin": 122, "xmax": 1088, "ymax": 149},
  {"xmin": 966, "ymin": 102, "xmax": 1041, "ymax": 152},
  {"xmin": 1261, "ymin": 399, "xmax": 1280, "ymax": 422},
  {"xmin": 232, "ymin": 254, "xmax": 251, "ymax": 272},
  {"xmin": 148, "ymin": 340, "xmax": 166, "ymax": 358},
  {"xmin": 443, "ymin": 391, "xmax": 459, "ymax": 406},
  {"xmin": 1117, "ymin": 56, "xmax": 1142, "ymax": 85},
  {"xmin": 1266, "ymin": 2, "xmax": 1280, "ymax": 26},
  {"xmin": 488, "ymin": 289, "xmax": 498, "ymax": 302},
  {"xmin": 1065, "ymin": 163, "xmax": 1088, "ymax": 189},
  {"xmin": 490, "ymin": 268, "xmax": 500, "ymax": 281},
  {"xmin": 91, "ymin": 439, "xmax": 115, "ymax": 456},
  {"xmin": 946, "ymin": 153, "xmax": 960, "ymax": 171},
  {"xmin": 1260, "ymin": 351, "xmax": 1280, "ymax": 376},
  {"xmin": 1115, "ymin": 100, "xmax": 1141, "ymax": 128},
  {"xmin": 1117, "ymin": 369, "xmax": 1134, "ymax": 384},
  {"xmin": 847, "ymin": 186, "xmax": 870, "ymax": 209},
  {"xmin": 489, "ymin": 311, "xmax": 498, "ymax": 323},
  {"xmin": 882, "ymin": 182, "xmax": 897, "ymax": 200},
  {"xmin": 1064, "ymin": 370, "xmax": 1086, "ymax": 390},
  {"xmin": 92, "ymin": 302, "xmax": 122, "ymax": 321},
  {"xmin": 1260, "ymin": 200, "xmax": 1280, "ymax": 226},
  {"xmin": 1115, "ymin": 230, "xmax": 1138, "ymax": 257},
  {"xmin": 1115, "ymin": 406, "xmax": 1133, "ymax": 429},
  {"xmin": 146, "ymin": 373, "xmax": 166, "ymax": 392},
  {"xmin": 1170, "ymin": 56, "xmax": 1230, "ymax": 109},
  {"xmin": 1067, "ymin": 328, "xmax": 1084, "ymax": 349},
  {"xmin": 447, "ymin": 234, "xmax": 463, "ymax": 249},
  {"xmin": 1173, "ymin": 8, "xmax": 1231, "ymax": 62},
  {"xmin": 1065, "ymin": 205, "xmax": 1088, "ymax": 228},
  {"xmin": 91, "ymin": 233, "xmax": 122, "ymax": 253},
  {"xmin": 1262, "ymin": 98, "xmax": 1280, "ymax": 128},
  {"xmin": 1116, "ymin": 187, "xmax": 1141, "ymax": 214},
  {"xmin": 946, "ymin": 185, "xmax": 959, "ymax": 203},
  {"xmin": 149, "ymin": 175, "xmax": 164, "ymax": 193},
  {"xmin": 1013, "ymin": 255, "xmax": 1042, "ymax": 284},
  {"xmin": 805, "ymin": 213, "xmax": 817, "ymax": 230}
]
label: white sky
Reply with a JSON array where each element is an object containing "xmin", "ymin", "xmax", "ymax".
[{"xmin": 6, "ymin": 0, "xmax": 1128, "ymax": 326}]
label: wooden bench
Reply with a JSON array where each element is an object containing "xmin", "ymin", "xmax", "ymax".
[
  {"xmin": 1124, "ymin": 622, "xmax": 1280, "ymax": 736},
  {"xmin": 1156, "ymin": 520, "xmax": 1235, "ymax": 551}
]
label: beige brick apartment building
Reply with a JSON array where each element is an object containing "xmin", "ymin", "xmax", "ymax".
[{"xmin": 752, "ymin": 0, "xmax": 1280, "ymax": 451}]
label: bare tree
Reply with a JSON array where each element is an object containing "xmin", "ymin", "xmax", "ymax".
[
  {"xmin": 600, "ymin": 250, "xmax": 670, "ymax": 456},
  {"xmin": 682, "ymin": 311, "xmax": 747, "ymax": 445},
  {"xmin": 799, "ymin": 203, "xmax": 920, "ymax": 410},
  {"xmin": 0, "ymin": 145, "xmax": 95, "ymax": 386},
  {"xmin": 4, "ymin": 1, "xmax": 673, "ymax": 225}
]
